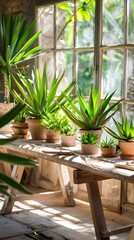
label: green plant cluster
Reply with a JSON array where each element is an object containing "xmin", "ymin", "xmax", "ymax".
[
  {"xmin": 41, "ymin": 112, "xmax": 63, "ymax": 131},
  {"xmin": 100, "ymin": 137, "xmax": 117, "ymax": 148},
  {"xmin": 61, "ymin": 87, "xmax": 122, "ymax": 130},
  {"xmin": 78, "ymin": 132, "xmax": 98, "ymax": 144},
  {"xmin": 12, "ymin": 65, "xmax": 76, "ymax": 120},
  {"xmin": 60, "ymin": 115, "xmax": 78, "ymax": 136},
  {"xmin": 104, "ymin": 117, "xmax": 134, "ymax": 142}
]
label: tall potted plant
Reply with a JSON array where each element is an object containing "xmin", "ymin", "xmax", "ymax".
[
  {"xmin": 104, "ymin": 117, "xmax": 134, "ymax": 159},
  {"xmin": 0, "ymin": 14, "xmax": 41, "ymax": 133},
  {"xmin": 12, "ymin": 64, "xmax": 76, "ymax": 139},
  {"xmin": 0, "ymin": 14, "xmax": 41, "ymax": 102}
]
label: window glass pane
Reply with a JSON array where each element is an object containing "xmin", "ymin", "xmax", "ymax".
[
  {"xmin": 37, "ymin": 6, "xmax": 54, "ymax": 48},
  {"xmin": 77, "ymin": 51, "xmax": 94, "ymax": 95},
  {"xmin": 102, "ymin": 50, "xmax": 123, "ymax": 98},
  {"xmin": 56, "ymin": 2, "xmax": 74, "ymax": 48},
  {"xmin": 126, "ymin": 49, "xmax": 134, "ymax": 100},
  {"xmin": 126, "ymin": 104, "xmax": 134, "ymax": 120},
  {"xmin": 128, "ymin": 0, "xmax": 134, "ymax": 43},
  {"xmin": 39, "ymin": 51, "xmax": 55, "ymax": 89},
  {"xmin": 56, "ymin": 51, "xmax": 73, "ymax": 94},
  {"xmin": 77, "ymin": 0, "xmax": 95, "ymax": 47},
  {"xmin": 103, "ymin": 0, "xmax": 124, "ymax": 45}
]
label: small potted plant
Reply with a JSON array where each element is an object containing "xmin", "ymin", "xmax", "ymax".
[
  {"xmin": 60, "ymin": 116, "xmax": 78, "ymax": 147},
  {"xmin": 100, "ymin": 137, "xmax": 117, "ymax": 157},
  {"xmin": 77, "ymin": 132, "xmax": 99, "ymax": 154},
  {"xmin": 11, "ymin": 108, "xmax": 30, "ymax": 139},
  {"xmin": 41, "ymin": 112, "xmax": 63, "ymax": 143},
  {"xmin": 104, "ymin": 117, "xmax": 134, "ymax": 159}
]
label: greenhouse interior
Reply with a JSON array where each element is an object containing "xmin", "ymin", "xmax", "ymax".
[{"xmin": 0, "ymin": 0, "xmax": 133, "ymax": 240}]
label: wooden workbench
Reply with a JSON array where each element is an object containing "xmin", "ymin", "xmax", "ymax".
[{"xmin": 0, "ymin": 138, "xmax": 133, "ymax": 240}]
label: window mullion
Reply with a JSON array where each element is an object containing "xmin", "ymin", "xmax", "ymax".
[{"xmin": 94, "ymin": 0, "xmax": 103, "ymax": 90}]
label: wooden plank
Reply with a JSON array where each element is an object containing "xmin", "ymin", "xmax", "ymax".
[
  {"xmin": 110, "ymin": 224, "xmax": 133, "ymax": 236},
  {"xmin": 73, "ymin": 169, "xmax": 109, "ymax": 184},
  {"xmin": 0, "ymin": 216, "xmax": 32, "ymax": 239},
  {"xmin": 1, "ymin": 165, "xmax": 24, "ymax": 214},
  {"xmin": 16, "ymin": 190, "xmax": 62, "ymax": 201},
  {"xmin": 86, "ymin": 182, "xmax": 110, "ymax": 240},
  {"xmin": 57, "ymin": 164, "xmax": 75, "ymax": 207},
  {"xmin": 0, "ymin": 140, "xmax": 134, "ymax": 184},
  {"xmin": 115, "ymin": 161, "xmax": 134, "ymax": 171},
  {"xmin": 4, "ymin": 236, "xmax": 33, "ymax": 240}
]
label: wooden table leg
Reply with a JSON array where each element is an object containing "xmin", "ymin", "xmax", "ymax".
[
  {"xmin": 57, "ymin": 164, "xmax": 75, "ymax": 207},
  {"xmin": 86, "ymin": 181, "xmax": 110, "ymax": 240},
  {"xmin": 1, "ymin": 165, "xmax": 24, "ymax": 214}
]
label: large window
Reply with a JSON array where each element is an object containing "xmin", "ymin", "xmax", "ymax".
[{"xmin": 37, "ymin": 0, "xmax": 134, "ymax": 119}]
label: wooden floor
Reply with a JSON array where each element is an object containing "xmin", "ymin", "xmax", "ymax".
[{"xmin": 0, "ymin": 190, "xmax": 134, "ymax": 240}]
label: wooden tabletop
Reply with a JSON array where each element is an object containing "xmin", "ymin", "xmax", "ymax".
[{"xmin": 0, "ymin": 138, "xmax": 134, "ymax": 184}]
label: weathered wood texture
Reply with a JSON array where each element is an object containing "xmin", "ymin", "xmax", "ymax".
[
  {"xmin": 0, "ymin": 139, "xmax": 133, "ymax": 183},
  {"xmin": 0, "ymin": 216, "xmax": 32, "ymax": 239}
]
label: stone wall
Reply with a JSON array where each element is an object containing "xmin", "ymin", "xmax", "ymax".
[{"xmin": 0, "ymin": 0, "xmax": 35, "ymax": 19}]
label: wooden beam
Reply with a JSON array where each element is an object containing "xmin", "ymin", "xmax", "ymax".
[
  {"xmin": 35, "ymin": 0, "xmax": 68, "ymax": 7},
  {"xmin": 73, "ymin": 170, "xmax": 109, "ymax": 184},
  {"xmin": 57, "ymin": 164, "xmax": 75, "ymax": 207}
]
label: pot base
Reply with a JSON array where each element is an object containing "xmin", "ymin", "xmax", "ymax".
[{"xmin": 120, "ymin": 154, "xmax": 134, "ymax": 160}]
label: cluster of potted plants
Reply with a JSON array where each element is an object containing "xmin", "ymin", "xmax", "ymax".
[{"xmin": 0, "ymin": 14, "xmax": 133, "ymax": 160}]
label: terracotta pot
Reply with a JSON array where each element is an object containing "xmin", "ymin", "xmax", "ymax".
[
  {"xmin": 119, "ymin": 141, "xmax": 134, "ymax": 159},
  {"xmin": 101, "ymin": 146, "xmax": 116, "ymax": 157},
  {"xmin": 81, "ymin": 143, "xmax": 99, "ymax": 155},
  {"xmin": 80, "ymin": 129, "xmax": 103, "ymax": 154},
  {"xmin": 46, "ymin": 129, "xmax": 61, "ymax": 143},
  {"xmin": 26, "ymin": 118, "xmax": 46, "ymax": 140},
  {"xmin": 11, "ymin": 122, "xmax": 30, "ymax": 139},
  {"xmin": 61, "ymin": 135, "xmax": 76, "ymax": 147}
]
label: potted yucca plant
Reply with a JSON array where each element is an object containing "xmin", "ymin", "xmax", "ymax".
[
  {"xmin": 0, "ymin": 14, "xmax": 41, "ymax": 134},
  {"xmin": 100, "ymin": 137, "xmax": 117, "ymax": 157},
  {"xmin": 0, "ymin": 14, "xmax": 41, "ymax": 103},
  {"xmin": 12, "ymin": 64, "xmax": 76, "ymax": 140},
  {"xmin": 61, "ymin": 87, "xmax": 122, "ymax": 146},
  {"xmin": 104, "ymin": 117, "xmax": 134, "ymax": 159}
]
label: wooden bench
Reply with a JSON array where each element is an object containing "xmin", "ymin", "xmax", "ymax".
[{"xmin": 0, "ymin": 139, "xmax": 134, "ymax": 240}]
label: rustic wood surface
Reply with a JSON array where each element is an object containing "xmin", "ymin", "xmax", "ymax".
[{"xmin": 0, "ymin": 139, "xmax": 133, "ymax": 183}]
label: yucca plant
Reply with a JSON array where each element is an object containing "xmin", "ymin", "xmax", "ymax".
[
  {"xmin": 0, "ymin": 103, "xmax": 36, "ymax": 196},
  {"xmin": 104, "ymin": 118, "xmax": 134, "ymax": 142},
  {"xmin": 78, "ymin": 132, "xmax": 98, "ymax": 144},
  {"xmin": 100, "ymin": 137, "xmax": 117, "ymax": 148},
  {"xmin": 0, "ymin": 14, "xmax": 41, "ymax": 102},
  {"xmin": 12, "ymin": 64, "xmax": 76, "ymax": 119},
  {"xmin": 61, "ymin": 87, "xmax": 122, "ymax": 130}
]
